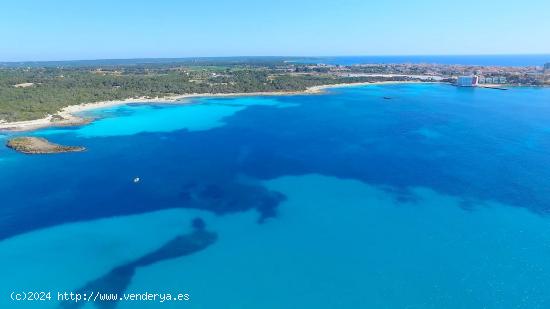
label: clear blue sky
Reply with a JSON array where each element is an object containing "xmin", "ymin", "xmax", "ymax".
[{"xmin": 1, "ymin": 0, "xmax": 549, "ymax": 61}]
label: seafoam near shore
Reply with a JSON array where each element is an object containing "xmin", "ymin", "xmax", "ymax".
[{"xmin": 0, "ymin": 81, "xmax": 423, "ymax": 132}]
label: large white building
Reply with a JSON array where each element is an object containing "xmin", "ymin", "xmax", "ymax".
[{"xmin": 457, "ymin": 76, "xmax": 478, "ymax": 87}]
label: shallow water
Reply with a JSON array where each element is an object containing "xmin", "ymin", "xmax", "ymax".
[{"xmin": 1, "ymin": 84, "xmax": 550, "ymax": 308}]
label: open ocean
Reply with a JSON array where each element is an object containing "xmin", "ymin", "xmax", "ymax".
[
  {"xmin": 297, "ymin": 55, "xmax": 550, "ymax": 66},
  {"xmin": 1, "ymin": 84, "xmax": 550, "ymax": 308}
]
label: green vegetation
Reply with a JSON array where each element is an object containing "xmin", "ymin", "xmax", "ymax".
[{"xmin": 0, "ymin": 60, "xmax": 418, "ymax": 122}]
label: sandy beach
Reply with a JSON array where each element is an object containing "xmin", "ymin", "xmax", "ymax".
[{"xmin": 0, "ymin": 81, "xmax": 425, "ymax": 132}]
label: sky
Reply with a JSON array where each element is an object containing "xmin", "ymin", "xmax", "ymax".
[{"xmin": 1, "ymin": 0, "xmax": 549, "ymax": 62}]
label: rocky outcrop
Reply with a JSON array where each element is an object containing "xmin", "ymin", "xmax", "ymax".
[{"xmin": 6, "ymin": 136, "xmax": 85, "ymax": 154}]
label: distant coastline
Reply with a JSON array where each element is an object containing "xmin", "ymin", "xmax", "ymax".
[
  {"xmin": 296, "ymin": 54, "xmax": 550, "ymax": 67},
  {"xmin": 3, "ymin": 54, "xmax": 549, "ymax": 68},
  {"xmin": 0, "ymin": 81, "xmax": 427, "ymax": 132},
  {"xmin": 2, "ymin": 57, "xmax": 547, "ymax": 126}
]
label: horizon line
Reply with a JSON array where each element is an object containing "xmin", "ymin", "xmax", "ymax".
[{"xmin": 1, "ymin": 53, "xmax": 550, "ymax": 64}]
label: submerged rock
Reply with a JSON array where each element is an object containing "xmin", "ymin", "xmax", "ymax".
[
  {"xmin": 6, "ymin": 136, "xmax": 85, "ymax": 154},
  {"xmin": 63, "ymin": 219, "xmax": 217, "ymax": 308},
  {"xmin": 192, "ymin": 217, "xmax": 206, "ymax": 230}
]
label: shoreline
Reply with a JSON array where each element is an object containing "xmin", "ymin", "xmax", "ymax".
[{"xmin": 0, "ymin": 81, "xmax": 425, "ymax": 132}]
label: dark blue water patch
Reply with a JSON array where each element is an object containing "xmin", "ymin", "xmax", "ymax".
[
  {"xmin": 223, "ymin": 86, "xmax": 550, "ymax": 213},
  {"xmin": 61, "ymin": 218, "xmax": 216, "ymax": 309},
  {"xmin": 0, "ymin": 129, "xmax": 285, "ymax": 240},
  {"xmin": 1, "ymin": 84, "xmax": 550, "ymax": 240}
]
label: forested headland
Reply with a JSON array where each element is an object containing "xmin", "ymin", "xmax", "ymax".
[{"xmin": 0, "ymin": 59, "xmax": 423, "ymax": 122}]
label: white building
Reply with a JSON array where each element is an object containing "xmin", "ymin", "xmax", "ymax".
[{"xmin": 457, "ymin": 76, "xmax": 478, "ymax": 87}]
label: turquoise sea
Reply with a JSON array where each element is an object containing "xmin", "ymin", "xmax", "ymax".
[{"xmin": 1, "ymin": 84, "xmax": 550, "ymax": 308}]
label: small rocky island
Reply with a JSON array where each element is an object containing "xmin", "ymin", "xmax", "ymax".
[{"xmin": 6, "ymin": 137, "xmax": 85, "ymax": 154}]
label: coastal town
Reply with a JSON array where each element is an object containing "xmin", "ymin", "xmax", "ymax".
[{"xmin": 284, "ymin": 61, "xmax": 550, "ymax": 87}]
